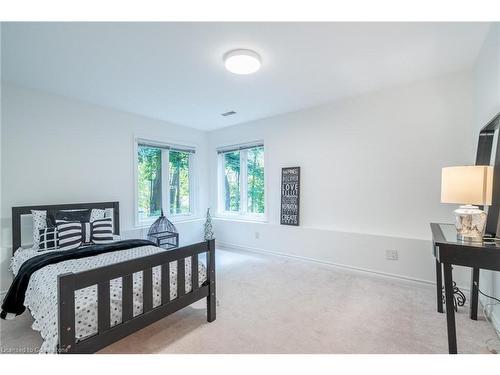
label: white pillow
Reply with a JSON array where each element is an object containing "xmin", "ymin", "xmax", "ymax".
[
  {"xmin": 31, "ymin": 210, "xmax": 48, "ymax": 249},
  {"xmin": 90, "ymin": 209, "xmax": 106, "ymax": 222}
]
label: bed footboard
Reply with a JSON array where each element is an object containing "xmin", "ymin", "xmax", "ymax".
[{"xmin": 57, "ymin": 239, "xmax": 215, "ymax": 354}]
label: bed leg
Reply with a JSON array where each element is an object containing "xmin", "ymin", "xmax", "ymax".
[
  {"xmin": 207, "ymin": 239, "xmax": 216, "ymax": 322},
  {"xmin": 207, "ymin": 291, "xmax": 216, "ymax": 322},
  {"xmin": 58, "ymin": 272, "xmax": 76, "ymax": 354}
]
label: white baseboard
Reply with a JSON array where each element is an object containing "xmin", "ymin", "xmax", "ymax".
[{"xmin": 217, "ymin": 240, "xmax": 470, "ymax": 292}]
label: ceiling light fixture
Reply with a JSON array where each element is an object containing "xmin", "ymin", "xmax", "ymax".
[{"xmin": 223, "ymin": 49, "xmax": 261, "ymax": 75}]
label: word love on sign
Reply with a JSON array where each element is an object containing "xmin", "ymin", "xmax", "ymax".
[{"xmin": 280, "ymin": 167, "xmax": 300, "ymax": 226}]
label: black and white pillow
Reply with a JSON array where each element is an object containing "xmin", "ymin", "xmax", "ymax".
[
  {"xmin": 47, "ymin": 208, "xmax": 105, "ymax": 228},
  {"xmin": 80, "ymin": 222, "xmax": 93, "ymax": 246},
  {"xmin": 56, "ymin": 218, "xmax": 114, "ymax": 250},
  {"xmin": 56, "ymin": 220, "xmax": 83, "ymax": 250},
  {"xmin": 90, "ymin": 209, "xmax": 106, "ymax": 222},
  {"xmin": 53, "ymin": 209, "xmax": 91, "ymax": 224},
  {"xmin": 32, "ymin": 210, "xmax": 48, "ymax": 249},
  {"xmin": 91, "ymin": 218, "xmax": 114, "ymax": 244},
  {"xmin": 81, "ymin": 218, "xmax": 113, "ymax": 245},
  {"xmin": 38, "ymin": 227, "xmax": 59, "ymax": 251}
]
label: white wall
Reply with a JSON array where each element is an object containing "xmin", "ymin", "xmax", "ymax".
[
  {"xmin": 0, "ymin": 49, "xmax": 491, "ymax": 314},
  {"xmin": 472, "ymin": 23, "xmax": 500, "ymax": 333},
  {"xmin": 209, "ymin": 71, "xmax": 475, "ymax": 286},
  {"xmin": 1, "ymin": 70, "xmax": 482, "ymax": 296},
  {"xmin": 0, "ymin": 84, "xmax": 210, "ymax": 292}
]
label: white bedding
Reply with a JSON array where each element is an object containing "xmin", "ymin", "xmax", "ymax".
[{"xmin": 10, "ymin": 245, "xmax": 207, "ymax": 353}]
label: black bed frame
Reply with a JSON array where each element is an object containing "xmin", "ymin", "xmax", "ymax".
[{"xmin": 11, "ymin": 202, "xmax": 216, "ymax": 354}]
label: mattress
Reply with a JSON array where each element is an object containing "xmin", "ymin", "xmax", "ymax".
[{"xmin": 10, "ymin": 245, "xmax": 207, "ymax": 353}]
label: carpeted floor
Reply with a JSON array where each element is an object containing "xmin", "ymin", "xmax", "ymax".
[{"xmin": 1, "ymin": 248, "xmax": 498, "ymax": 354}]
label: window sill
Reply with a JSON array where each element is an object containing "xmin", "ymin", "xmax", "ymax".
[
  {"xmin": 171, "ymin": 216, "xmax": 203, "ymax": 224},
  {"xmin": 214, "ymin": 214, "xmax": 268, "ymax": 224}
]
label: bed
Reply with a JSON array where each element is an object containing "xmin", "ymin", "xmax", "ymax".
[{"xmin": 7, "ymin": 202, "xmax": 216, "ymax": 354}]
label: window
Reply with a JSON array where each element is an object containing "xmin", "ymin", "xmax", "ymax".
[
  {"xmin": 218, "ymin": 143, "xmax": 265, "ymax": 217},
  {"xmin": 136, "ymin": 141, "xmax": 194, "ymax": 225},
  {"xmin": 137, "ymin": 146, "xmax": 163, "ymax": 221},
  {"xmin": 169, "ymin": 150, "xmax": 191, "ymax": 215},
  {"xmin": 246, "ymin": 146, "xmax": 265, "ymax": 214},
  {"xmin": 223, "ymin": 151, "xmax": 240, "ymax": 212}
]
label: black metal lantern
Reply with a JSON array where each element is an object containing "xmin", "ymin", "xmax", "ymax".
[{"xmin": 147, "ymin": 209, "xmax": 179, "ymax": 250}]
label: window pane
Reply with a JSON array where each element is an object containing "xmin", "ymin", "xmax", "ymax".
[
  {"xmin": 169, "ymin": 150, "xmax": 190, "ymax": 215},
  {"xmin": 137, "ymin": 146, "xmax": 162, "ymax": 221},
  {"xmin": 247, "ymin": 146, "xmax": 265, "ymax": 214},
  {"xmin": 224, "ymin": 151, "xmax": 240, "ymax": 212}
]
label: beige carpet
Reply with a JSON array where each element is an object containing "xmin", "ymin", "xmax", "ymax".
[{"xmin": 1, "ymin": 248, "xmax": 498, "ymax": 354}]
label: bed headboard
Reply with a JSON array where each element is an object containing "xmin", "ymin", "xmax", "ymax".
[{"xmin": 11, "ymin": 201, "xmax": 120, "ymax": 253}]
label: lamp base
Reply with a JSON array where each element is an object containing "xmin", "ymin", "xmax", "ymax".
[{"xmin": 454, "ymin": 205, "xmax": 487, "ymax": 242}]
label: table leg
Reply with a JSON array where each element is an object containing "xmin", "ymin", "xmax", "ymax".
[
  {"xmin": 443, "ymin": 263, "xmax": 458, "ymax": 354},
  {"xmin": 436, "ymin": 259, "xmax": 444, "ymax": 313},
  {"xmin": 470, "ymin": 267, "xmax": 480, "ymax": 320}
]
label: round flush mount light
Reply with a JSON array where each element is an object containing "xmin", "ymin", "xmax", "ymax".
[{"xmin": 224, "ymin": 49, "xmax": 261, "ymax": 75}]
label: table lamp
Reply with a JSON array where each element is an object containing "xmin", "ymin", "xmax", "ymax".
[{"xmin": 441, "ymin": 165, "xmax": 494, "ymax": 242}]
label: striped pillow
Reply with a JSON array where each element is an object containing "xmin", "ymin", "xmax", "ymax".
[
  {"xmin": 79, "ymin": 222, "xmax": 96, "ymax": 245},
  {"xmin": 56, "ymin": 220, "xmax": 83, "ymax": 250},
  {"xmin": 91, "ymin": 218, "xmax": 114, "ymax": 244},
  {"xmin": 38, "ymin": 227, "xmax": 59, "ymax": 251}
]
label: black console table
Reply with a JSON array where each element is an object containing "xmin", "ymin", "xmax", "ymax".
[{"xmin": 431, "ymin": 223, "xmax": 500, "ymax": 354}]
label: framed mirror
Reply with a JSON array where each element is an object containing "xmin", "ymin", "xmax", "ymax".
[{"xmin": 475, "ymin": 112, "xmax": 500, "ymax": 236}]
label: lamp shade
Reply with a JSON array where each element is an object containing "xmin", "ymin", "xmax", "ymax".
[{"xmin": 441, "ymin": 166, "xmax": 494, "ymax": 205}]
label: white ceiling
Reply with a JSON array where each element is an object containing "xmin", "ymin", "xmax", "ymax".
[{"xmin": 1, "ymin": 22, "xmax": 490, "ymax": 131}]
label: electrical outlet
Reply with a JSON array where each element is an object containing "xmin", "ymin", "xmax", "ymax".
[
  {"xmin": 385, "ymin": 250, "xmax": 398, "ymax": 260},
  {"xmin": 255, "ymin": 232, "xmax": 260, "ymax": 239}
]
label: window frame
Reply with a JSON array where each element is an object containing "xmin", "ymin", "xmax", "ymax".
[
  {"xmin": 217, "ymin": 142, "xmax": 267, "ymax": 221},
  {"xmin": 134, "ymin": 137, "xmax": 196, "ymax": 228}
]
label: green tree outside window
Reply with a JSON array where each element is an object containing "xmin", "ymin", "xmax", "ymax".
[
  {"xmin": 222, "ymin": 146, "xmax": 264, "ymax": 215},
  {"xmin": 224, "ymin": 151, "xmax": 240, "ymax": 211},
  {"xmin": 137, "ymin": 146, "xmax": 162, "ymax": 221},
  {"xmin": 169, "ymin": 150, "xmax": 190, "ymax": 214},
  {"xmin": 137, "ymin": 146, "xmax": 192, "ymax": 222},
  {"xmin": 247, "ymin": 146, "xmax": 264, "ymax": 214}
]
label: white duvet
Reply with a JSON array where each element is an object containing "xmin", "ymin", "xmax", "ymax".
[{"xmin": 10, "ymin": 245, "xmax": 207, "ymax": 353}]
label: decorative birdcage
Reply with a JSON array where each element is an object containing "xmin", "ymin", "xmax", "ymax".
[{"xmin": 147, "ymin": 209, "xmax": 179, "ymax": 250}]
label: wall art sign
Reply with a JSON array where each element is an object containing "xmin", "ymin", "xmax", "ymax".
[{"xmin": 280, "ymin": 167, "xmax": 300, "ymax": 226}]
